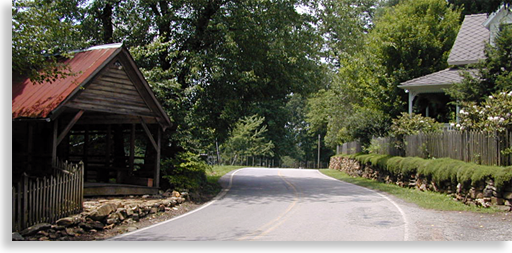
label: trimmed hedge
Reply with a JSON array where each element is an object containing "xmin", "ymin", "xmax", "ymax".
[{"xmin": 333, "ymin": 153, "xmax": 512, "ymax": 190}]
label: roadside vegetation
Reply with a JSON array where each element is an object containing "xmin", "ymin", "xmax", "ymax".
[
  {"xmin": 203, "ymin": 165, "xmax": 246, "ymax": 199},
  {"xmin": 320, "ymin": 169, "xmax": 501, "ymax": 213}
]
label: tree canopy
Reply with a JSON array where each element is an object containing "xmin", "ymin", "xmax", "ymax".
[
  {"xmin": 305, "ymin": 0, "xmax": 461, "ymax": 148},
  {"xmin": 14, "ymin": 0, "xmax": 510, "ymax": 165}
]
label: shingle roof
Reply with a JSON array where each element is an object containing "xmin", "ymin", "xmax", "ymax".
[
  {"xmin": 447, "ymin": 14, "xmax": 489, "ymax": 66},
  {"xmin": 398, "ymin": 68, "xmax": 477, "ymax": 88}
]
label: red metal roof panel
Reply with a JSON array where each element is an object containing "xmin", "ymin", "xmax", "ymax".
[{"xmin": 12, "ymin": 45, "xmax": 120, "ymax": 119}]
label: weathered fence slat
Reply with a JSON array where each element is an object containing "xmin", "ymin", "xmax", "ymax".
[
  {"xmin": 12, "ymin": 161, "xmax": 84, "ymax": 232},
  {"xmin": 12, "ymin": 187, "xmax": 16, "ymax": 231},
  {"xmin": 338, "ymin": 130, "xmax": 512, "ymax": 166}
]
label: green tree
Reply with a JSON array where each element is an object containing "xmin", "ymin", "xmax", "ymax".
[
  {"xmin": 124, "ymin": 0, "xmax": 328, "ymax": 160},
  {"xmin": 12, "ymin": 0, "xmax": 87, "ymax": 83},
  {"xmin": 369, "ymin": 0, "xmax": 461, "ymax": 84},
  {"xmin": 221, "ymin": 115, "xmax": 275, "ymax": 165},
  {"xmin": 315, "ymin": 0, "xmax": 379, "ymax": 67},
  {"xmin": 448, "ymin": 0, "xmax": 511, "ymax": 16},
  {"xmin": 306, "ymin": 0, "xmax": 461, "ymax": 150}
]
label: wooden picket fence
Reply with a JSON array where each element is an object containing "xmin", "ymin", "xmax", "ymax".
[
  {"xmin": 337, "ymin": 130, "xmax": 512, "ymax": 166},
  {"xmin": 12, "ymin": 160, "xmax": 84, "ymax": 232},
  {"xmin": 337, "ymin": 141, "xmax": 362, "ymax": 155},
  {"xmin": 405, "ymin": 130, "xmax": 512, "ymax": 166}
]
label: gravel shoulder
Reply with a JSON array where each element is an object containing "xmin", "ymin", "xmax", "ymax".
[{"xmin": 381, "ymin": 191, "xmax": 512, "ymax": 241}]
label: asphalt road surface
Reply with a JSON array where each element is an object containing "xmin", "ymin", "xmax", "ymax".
[{"xmin": 110, "ymin": 168, "xmax": 512, "ymax": 241}]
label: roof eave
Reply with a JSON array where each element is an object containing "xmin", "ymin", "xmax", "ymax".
[
  {"xmin": 447, "ymin": 59, "xmax": 480, "ymax": 66},
  {"xmin": 398, "ymin": 84, "xmax": 453, "ymax": 94}
]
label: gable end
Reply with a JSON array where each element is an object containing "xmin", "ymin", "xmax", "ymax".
[{"xmin": 66, "ymin": 60, "xmax": 155, "ymax": 117}]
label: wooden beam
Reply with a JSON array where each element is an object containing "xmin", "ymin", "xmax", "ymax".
[
  {"xmin": 155, "ymin": 127, "xmax": 161, "ymax": 188},
  {"xmin": 106, "ymin": 124, "xmax": 111, "ymax": 168},
  {"xmin": 139, "ymin": 117, "xmax": 158, "ymax": 151},
  {"xmin": 140, "ymin": 116, "xmax": 162, "ymax": 188},
  {"xmin": 52, "ymin": 119, "xmax": 58, "ymax": 166},
  {"xmin": 129, "ymin": 124, "xmax": 135, "ymax": 171},
  {"xmin": 57, "ymin": 110, "xmax": 84, "ymax": 146}
]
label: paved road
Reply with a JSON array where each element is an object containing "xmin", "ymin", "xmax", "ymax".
[{"xmin": 110, "ymin": 168, "xmax": 512, "ymax": 241}]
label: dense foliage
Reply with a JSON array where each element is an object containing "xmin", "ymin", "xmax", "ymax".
[
  {"xmin": 221, "ymin": 115, "xmax": 275, "ymax": 165},
  {"xmin": 12, "ymin": 0, "xmax": 86, "ymax": 83},
  {"xmin": 13, "ymin": 0, "xmax": 512, "ymax": 178},
  {"xmin": 390, "ymin": 113, "xmax": 443, "ymax": 138},
  {"xmin": 306, "ymin": 0, "xmax": 460, "ymax": 149},
  {"xmin": 161, "ymin": 152, "xmax": 212, "ymax": 192},
  {"xmin": 339, "ymin": 153, "xmax": 512, "ymax": 190},
  {"xmin": 456, "ymin": 91, "xmax": 512, "ymax": 132}
]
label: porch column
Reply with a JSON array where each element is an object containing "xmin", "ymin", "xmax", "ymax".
[
  {"xmin": 456, "ymin": 104, "xmax": 460, "ymax": 124},
  {"xmin": 155, "ymin": 127, "xmax": 161, "ymax": 188},
  {"xmin": 408, "ymin": 91, "xmax": 418, "ymax": 114},
  {"xmin": 52, "ymin": 119, "xmax": 58, "ymax": 166}
]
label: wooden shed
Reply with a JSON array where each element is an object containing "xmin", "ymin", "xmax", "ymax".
[{"xmin": 12, "ymin": 43, "xmax": 172, "ymax": 196}]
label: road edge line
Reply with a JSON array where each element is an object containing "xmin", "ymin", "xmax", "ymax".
[
  {"xmin": 315, "ymin": 169, "xmax": 411, "ymax": 241},
  {"xmin": 109, "ymin": 168, "xmax": 244, "ymax": 240}
]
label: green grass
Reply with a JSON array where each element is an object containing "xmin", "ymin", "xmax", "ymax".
[
  {"xmin": 207, "ymin": 165, "xmax": 245, "ymax": 183},
  {"xmin": 202, "ymin": 165, "xmax": 246, "ymax": 198},
  {"xmin": 320, "ymin": 169, "xmax": 500, "ymax": 213}
]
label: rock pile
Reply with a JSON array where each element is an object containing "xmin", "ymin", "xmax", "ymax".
[{"xmin": 13, "ymin": 190, "xmax": 189, "ymax": 241}]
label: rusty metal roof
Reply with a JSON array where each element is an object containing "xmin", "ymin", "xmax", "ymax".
[{"xmin": 12, "ymin": 44, "xmax": 121, "ymax": 119}]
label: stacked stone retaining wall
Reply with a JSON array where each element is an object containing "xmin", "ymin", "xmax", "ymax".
[{"xmin": 329, "ymin": 156, "xmax": 512, "ymax": 210}]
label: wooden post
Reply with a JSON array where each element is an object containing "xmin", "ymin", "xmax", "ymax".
[
  {"xmin": 317, "ymin": 134, "xmax": 321, "ymax": 169},
  {"xmin": 155, "ymin": 127, "xmax": 161, "ymax": 188},
  {"xmin": 27, "ymin": 124, "xmax": 33, "ymax": 171},
  {"xmin": 12, "ymin": 186, "xmax": 15, "ymax": 230},
  {"xmin": 130, "ymin": 124, "xmax": 135, "ymax": 171},
  {"xmin": 52, "ymin": 119, "xmax": 58, "ymax": 166},
  {"xmin": 23, "ymin": 174, "xmax": 28, "ymax": 229},
  {"xmin": 139, "ymin": 117, "xmax": 161, "ymax": 188},
  {"xmin": 106, "ymin": 125, "xmax": 111, "ymax": 169}
]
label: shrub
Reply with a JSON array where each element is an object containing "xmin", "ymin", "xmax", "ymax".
[
  {"xmin": 161, "ymin": 152, "xmax": 212, "ymax": 192},
  {"xmin": 457, "ymin": 91, "xmax": 512, "ymax": 132},
  {"xmin": 389, "ymin": 112, "xmax": 443, "ymax": 150},
  {"xmin": 495, "ymin": 166, "xmax": 512, "ymax": 189},
  {"xmin": 386, "ymin": 156, "xmax": 405, "ymax": 175},
  {"xmin": 391, "ymin": 112, "xmax": 443, "ymax": 136},
  {"xmin": 340, "ymin": 153, "xmax": 512, "ymax": 192},
  {"xmin": 399, "ymin": 157, "xmax": 427, "ymax": 177}
]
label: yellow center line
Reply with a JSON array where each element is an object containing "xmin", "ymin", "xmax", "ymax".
[{"xmin": 237, "ymin": 170, "xmax": 301, "ymax": 241}]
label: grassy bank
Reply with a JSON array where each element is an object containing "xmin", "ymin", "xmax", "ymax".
[
  {"xmin": 203, "ymin": 165, "xmax": 246, "ymax": 198},
  {"xmin": 320, "ymin": 169, "xmax": 499, "ymax": 213}
]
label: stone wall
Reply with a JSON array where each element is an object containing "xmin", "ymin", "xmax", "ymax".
[
  {"xmin": 329, "ymin": 156, "xmax": 512, "ymax": 211},
  {"xmin": 13, "ymin": 190, "xmax": 188, "ymax": 241}
]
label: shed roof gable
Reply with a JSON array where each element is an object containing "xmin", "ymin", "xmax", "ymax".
[{"xmin": 12, "ymin": 43, "xmax": 171, "ymax": 130}]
